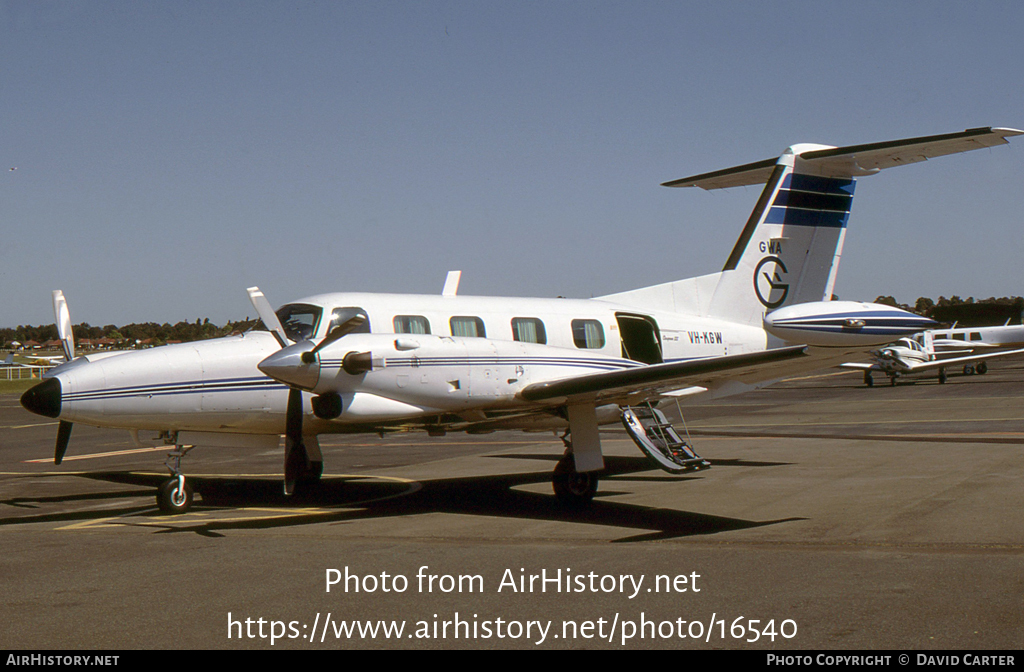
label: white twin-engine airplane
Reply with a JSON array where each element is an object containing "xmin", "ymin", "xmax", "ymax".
[
  {"xmin": 843, "ymin": 321, "xmax": 1024, "ymax": 386},
  {"xmin": 20, "ymin": 127, "xmax": 1021, "ymax": 514}
]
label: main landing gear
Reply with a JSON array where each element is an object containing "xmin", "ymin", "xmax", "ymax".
[
  {"xmin": 552, "ymin": 433, "xmax": 598, "ymax": 506},
  {"xmin": 157, "ymin": 445, "xmax": 195, "ymax": 514}
]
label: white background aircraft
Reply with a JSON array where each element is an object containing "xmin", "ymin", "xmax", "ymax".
[
  {"xmin": 843, "ymin": 320, "xmax": 1024, "ymax": 386},
  {"xmin": 19, "ymin": 127, "xmax": 1020, "ymax": 514}
]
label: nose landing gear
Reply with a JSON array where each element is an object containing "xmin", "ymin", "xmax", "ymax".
[{"xmin": 157, "ymin": 445, "xmax": 195, "ymax": 514}]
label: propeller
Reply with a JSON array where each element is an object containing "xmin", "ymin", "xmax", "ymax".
[
  {"xmin": 53, "ymin": 290, "xmax": 75, "ymax": 362},
  {"xmin": 246, "ymin": 287, "xmax": 309, "ymax": 495},
  {"xmin": 246, "ymin": 289, "xmax": 374, "ymax": 493},
  {"xmin": 283, "ymin": 376, "xmax": 309, "ymax": 496},
  {"xmin": 301, "ymin": 314, "xmax": 367, "ymax": 364},
  {"xmin": 55, "ymin": 421, "xmax": 73, "ymax": 465},
  {"xmin": 52, "ymin": 290, "xmax": 75, "ymax": 464},
  {"xmin": 246, "ymin": 287, "xmax": 290, "ymax": 347}
]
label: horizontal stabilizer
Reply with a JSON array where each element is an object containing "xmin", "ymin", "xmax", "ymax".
[{"xmin": 663, "ymin": 127, "xmax": 1023, "ymax": 190}]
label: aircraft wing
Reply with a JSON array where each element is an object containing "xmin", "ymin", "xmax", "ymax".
[
  {"xmin": 519, "ymin": 346, "xmax": 818, "ymax": 405},
  {"xmin": 899, "ymin": 347, "xmax": 1024, "ymax": 373},
  {"xmin": 663, "ymin": 127, "xmax": 1023, "ymax": 190},
  {"xmin": 839, "ymin": 362, "xmax": 878, "ymax": 371}
]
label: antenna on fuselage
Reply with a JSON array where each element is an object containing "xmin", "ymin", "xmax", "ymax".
[{"xmin": 442, "ymin": 270, "xmax": 461, "ymax": 297}]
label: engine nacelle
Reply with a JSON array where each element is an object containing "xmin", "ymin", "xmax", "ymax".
[{"xmin": 764, "ymin": 301, "xmax": 937, "ymax": 347}]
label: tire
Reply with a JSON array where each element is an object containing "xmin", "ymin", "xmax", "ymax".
[
  {"xmin": 938, "ymin": 369, "xmax": 947, "ymax": 384},
  {"xmin": 157, "ymin": 478, "xmax": 194, "ymax": 514},
  {"xmin": 552, "ymin": 455, "xmax": 598, "ymax": 506},
  {"xmin": 977, "ymin": 362, "xmax": 988, "ymax": 375},
  {"xmin": 864, "ymin": 372, "xmax": 874, "ymax": 387}
]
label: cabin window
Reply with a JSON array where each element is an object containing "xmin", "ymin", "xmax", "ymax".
[
  {"xmin": 571, "ymin": 319, "xmax": 605, "ymax": 349},
  {"xmin": 511, "ymin": 317, "xmax": 546, "ymax": 344},
  {"xmin": 329, "ymin": 307, "xmax": 371, "ymax": 335},
  {"xmin": 970, "ymin": 332, "xmax": 982, "ymax": 341},
  {"xmin": 952, "ymin": 333, "xmax": 966, "ymax": 341},
  {"xmin": 394, "ymin": 315, "xmax": 431, "ymax": 334},
  {"xmin": 450, "ymin": 316, "xmax": 486, "ymax": 338},
  {"xmin": 935, "ymin": 333, "xmax": 948, "ymax": 339},
  {"xmin": 276, "ymin": 304, "xmax": 323, "ymax": 341}
]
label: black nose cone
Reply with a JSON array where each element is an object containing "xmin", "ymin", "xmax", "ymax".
[{"xmin": 21, "ymin": 377, "xmax": 62, "ymax": 418}]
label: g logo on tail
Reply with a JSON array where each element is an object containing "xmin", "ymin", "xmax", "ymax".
[{"xmin": 754, "ymin": 256, "xmax": 789, "ymax": 308}]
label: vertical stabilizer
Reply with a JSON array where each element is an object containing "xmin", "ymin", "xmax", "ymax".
[
  {"xmin": 600, "ymin": 127, "xmax": 1021, "ymax": 326},
  {"xmin": 703, "ymin": 146, "xmax": 856, "ymax": 325}
]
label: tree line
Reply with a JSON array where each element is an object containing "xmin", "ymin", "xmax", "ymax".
[
  {"xmin": 872, "ymin": 295, "xmax": 1024, "ymax": 327},
  {"xmin": 2, "ymin": 318, "xmax": 258, "ymax": 349}
]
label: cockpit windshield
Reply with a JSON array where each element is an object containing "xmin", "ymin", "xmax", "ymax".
[
  {"xmin": 275, "ymin": 303, "xmax": 323, "ymax": 342},
  {"xmin": 898, "ymin": 337, "xmax": 922, "ymax": 351}
]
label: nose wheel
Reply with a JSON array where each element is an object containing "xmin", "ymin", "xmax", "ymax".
[
  {"xmin": 157, "ymin": 445, "xmax": 195, "ymax": 514},
  {"xmin": 157, "ymin": 475, "xmax": 194, "ymax": 514}
]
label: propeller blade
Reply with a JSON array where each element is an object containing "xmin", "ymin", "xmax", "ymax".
[
  {"xmin": 52, "ymin": 290, "xmax": 74, "ymax": 362},
  {"xmin": 55, "ymin": 421, "xmax": 73, "ymax": 465},
  {"xmin": 283, "ymin": 387, "xmax": 309, "ymax": 495},
  {"xmin": 246, "ymin": 287, "xmax": 290, "ymax": 348},
  {"xmin": 301, "ymin": 314, "xmax": 367, "ymax": 364}
]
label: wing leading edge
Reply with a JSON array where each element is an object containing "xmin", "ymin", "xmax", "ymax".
[{"xmin": 519, "ymin": 345, "xmax": 808, "ymax": 404}]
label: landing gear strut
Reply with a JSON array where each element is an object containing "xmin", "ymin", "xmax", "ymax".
[
  {"xmin": 552, "ymin": 434, "xmax": 598, "ymax": 506},
  {"xmin": 157, "ymin": 445, "xmax": 195, "ymax": 514}
]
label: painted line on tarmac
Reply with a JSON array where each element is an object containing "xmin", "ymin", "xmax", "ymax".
[
  {"xmin": 0, "ymin": 470, "xmax": 421, "ymax": 531},
  {"xmin": 687, "ymin": 415, "xmax": 1024, "ymax": 430},
  {"xmin": 55, "ymin": 474, "xmax": 422, "ymax": 531},
  {"xmin": 4, "ymin": 421, "xmax": 59, "ymax": 430},
  {"xmin": 23, "ymin": 446, "xmax": 168, "ymax": 462}
]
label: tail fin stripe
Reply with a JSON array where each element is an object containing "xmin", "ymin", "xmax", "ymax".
[
  {"xmin": 765, "ymin": 172, "xmax": 857, "ymax": 229},
  {"xmin": 765, "ymin": 206, "xmax": 850, "ymax": 228},
  {"xmin": 772, "ymin": 190, "xmax": 853, "ymax": 212},
  {"xmin": 782, "ymin": 173, "xmax": 856, "ymax": 195}
]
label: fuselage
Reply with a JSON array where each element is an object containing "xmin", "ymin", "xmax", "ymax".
[{"xmin": 35, "ymin": 291, "xmax": 770, "ymax": 437}]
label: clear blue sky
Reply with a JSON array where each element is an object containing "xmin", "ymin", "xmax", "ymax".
[{"xmin": 2, "ymin": 1, "xmax": 1022, "ymax": 327}]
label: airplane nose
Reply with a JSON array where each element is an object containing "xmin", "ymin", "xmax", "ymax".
[
  {"xmin": 21, "ymin": 377, "xmax": 63, "ymax": 418},
  {"xmin": 258, "ymin": 346, "xmax": 320, "ymax": 391}
]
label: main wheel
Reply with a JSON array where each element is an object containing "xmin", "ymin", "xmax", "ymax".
[
  {"xmin": 938, "ymin": 368, "xmax": 947, "ymax": 384},
  {"xmin": 157, "ymin": 478, "xmax": 194, "ymax": 514},
  {"xmin": 552, "ymin": 454, "xmax": 598, "ymax": 506},
  {"xmin": 864, "ymin": 372, "xmax": 874, "ymax": 387},
  {"xmin": 977, "ymin": 362, "xmax": 988, "ymax": 375}
]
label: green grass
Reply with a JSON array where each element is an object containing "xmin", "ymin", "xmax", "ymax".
[{"xmin": 0, "ymin": 379, "xmax": 37, "ymax": 394}]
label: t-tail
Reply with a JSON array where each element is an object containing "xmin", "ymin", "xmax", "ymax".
[{"xmin": 601, "ymin": 127, "xmax": 1022, "ymax": 326}]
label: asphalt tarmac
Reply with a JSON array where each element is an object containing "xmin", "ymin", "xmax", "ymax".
[{"xmin": 1, "ymin": 357, "xmax": 1022, "ymax": 650}]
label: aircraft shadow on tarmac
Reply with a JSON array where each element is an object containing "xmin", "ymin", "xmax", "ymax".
[{"xmin": 0, "ymin": 453, "xmax": 801, "ymax": 543}]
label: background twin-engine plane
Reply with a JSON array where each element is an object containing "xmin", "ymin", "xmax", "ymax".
[
  {"xmin": 843, "ymin": 321, "xmax": 1024, "ymax": 386},
  {"xmin": 19, "ymin": 127, "xmax": 1021, "ymax": 513}
]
